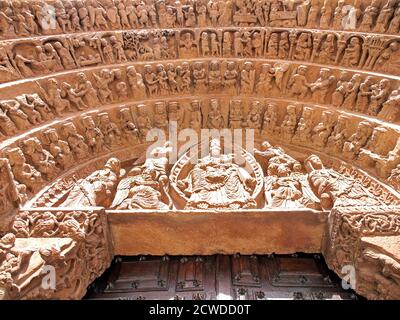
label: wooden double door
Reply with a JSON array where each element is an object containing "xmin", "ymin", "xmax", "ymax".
[{"xmin": 85, "ymin": 254, "xmax": 358, "ymax": 300}]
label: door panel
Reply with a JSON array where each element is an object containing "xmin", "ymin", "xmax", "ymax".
[{"xmin": 85, "ymin": 254, "xmax": 358, "ymax": 300}]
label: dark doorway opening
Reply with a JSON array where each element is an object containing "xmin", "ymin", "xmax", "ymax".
[{"xmin": 84, "ymin": 253, "xmax": 361, "ymax": 300}]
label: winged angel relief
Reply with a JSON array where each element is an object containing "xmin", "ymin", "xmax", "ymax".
[{"xmin": 111, "ymin": 142, "xmax": 173, "ymax": 210}]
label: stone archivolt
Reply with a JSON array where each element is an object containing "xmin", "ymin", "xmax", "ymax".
[
  {"xmin": 0, "ymin": 0, "xmax": 398, "ymax": 39},
  {"xmin": 0, "ymin": 26, "xmax": 399, "ymax": 85},
  {"xmin": 0, "ymin": 60, "xmax": 399, "ymax": 145},
  {"xmin": 0, "ymin": 0, "xmax": 399, "ymax": 300}
]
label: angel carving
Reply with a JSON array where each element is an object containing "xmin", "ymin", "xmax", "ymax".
[
  {"xmin": 111, "ymin": 142, "xmax": 173, "ymax": 210},
  {"xmin": 61, "ymin": 158, "xmax": 123, "ymax": 208},
  {"xmin": 304, "ymin": 155, "xmax": 383, "ymax": 209}
]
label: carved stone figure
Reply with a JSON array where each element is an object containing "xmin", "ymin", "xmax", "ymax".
[
  {"xmin": 156, "ymin": 64, "xmax": 170, "ymax": 95},
  {"xmin": 359, "ymin": 0, "xmax": 380, "ymax": 31},
  {"xmin": 281, "ymin": 104, "xmax": 298, "ymax": 140},
  {"xmin": 356, "ymin": 77, "xmax": 375, "ymax": 113},
  {"xmin": 189, "ymin": 100, "xmax": 202, "ymax": 131},
  {"xmin": 341, "ymin": 74, "xmax": 362, "ymax": 110},
  {"xmin": 153, "ymin": 102, "xmax": 169, "ymax": 131},
  {"xmin": 318, "ymin": 34, "xmax": 336, "ymax": 64},
  {"xmin": 373, "ymin": 42, "xmax": 400, "ymax": 73},
  {"xmin": 343, "ymin": 121, "xmax": 374, "ymax": 160},
  {"xmin": 193, "ymin": 62, "xmax": 207, "ymax": 92},
  {"xmin": 368, "ymin": 79, "xmax": 391, "ymax": 116},
  {"xmin": 240, "ymin": 61, "xmax": 255, "ymax": 94},
  {"xmin": 43, "ymin": 129, "xmax": 74, "ymax": 170},
  {"xmin": 82, "ymin": 115, "xmax": 105, "ymax": 153},
  {"xmin": 0, "ymin": 106, "xmax": 18, "ymax": 136},
  {"xmin": 22, "ymin": 137, "xmax": 58, "ymax": 180},
  {"xmin": 278, "ymin": 32, "xmax": 290, "ymax": 59},
  {"xmin": 229, "ymin": 99, "xmax": 243, "ymax": 129},
  {"xmin": 0, "ymin": 47, "xmax": 20, "ymax": 83},
  {"xmin": 177, "ymin": 139, "xmax": 257, "ymax": 210},
  {"xmin": 136, "ymin": 104, "xmax": 152, "ymax": 138},
  {"xmin": 62, "ymin": 122, "xmax": 89, "ymax": 161},
  {"xmin": 388, "ymin": 6, "xmax": 400, "ymax": 33},
  {"xmin": 15, "ymin": 94, "xmax": 43, "ymax": 125},
  {"xmin": 93, "ymin": 69, "xmax": 116, "ymax": 104},
  {"xmin": 111, "ymin": 142, "xmax": 172, "ymax": 210},
  {"xmin": 143, "ymin": 64, "xmax": 159, "ymax": 96},
  {"xmin": 54, "ymin": 42, "xmax": 75, "ymax": 70},
  {"xmin": 293, "ymin": 107, "xmax": 313, "ymax": 143},
  {"xmin": 180, "ymin": 32, "xmax": 197, "ymax": 57},
  {"xmin": 62, "ymin": 158, "xmax": 123, "ymax": 207},
  {"xmin": 378, "ymin": 88, "xmax": 400, "ymax": 122},
  {"xmin": 374, "ymin": 0, "xmax": 397, "ymax": 33},
  {"xmin": 312, "ymin": 111, "xmax": 336, "ymax": 148},
  {"xmin": 304, "ymin": 154, "xmax": 381, "ymax": 209},
  {"xmin": 326, "ymin": 115, "xmax": 349, "ymax": 153},
  {"xmin": 247, "ymin": 101, "xmax": 262, "ymax": 130},
  {"xmin": 6, "ymin": 147, "xmax": 42, "ymax": 193},
  {"xmin": 98, "ymin": 112, "xmax": 122, "ymax": 147},
  {"xmin": 332, "ymin": 71, "xmax": 348, "ymax": 108},
  {"xmin": 38, "ymin": 78, "xmax": 72, "ymax": 116},
  {"xmin": 358, "ymin": 126, "xmax": 391, "ymax": 168},
  {"xmin": 119, "ymin": 108, "xmax": 139, "ymax": 143},
  {"xmin": 74, "ymin": 72, "xmax": 99, "ymax": 108},
  {"xmin": 287, "ymin": 65, "xmax": 309, "ymax": 99},
  {"xmin": 126, "ymin": 66, "xmax": 146, "ymax": 99},
  {"xmin": 206, "ymin": 99, "xmax": 224, "ymax": 129},
  {"xmin": 342, "ymin": 37, "xmax": 362, "ymax": 67},
  {"xmin": 61, "ymin": 81, "xmax": 88, "ymax": 111},
  {"xmin": 256, "ymin": 64, "xmax": 273, "ymax": 94},
  {"xmin": 0, "ymin": 100, "xmax": 30, "ymax": 130},
  {"xmin": 223, "ymin": 61, "xmax": 238, "ymax": 94},
  {"xmin": 256, "ymin": 142, "xmax": 320, "ymax": 210},
  {"xmin": 208, "ymin": 60, "xmax": 222, "ymax": 91},
  {"xmin": 309, "ymin": 68, "xmax": 335, "ymax": 104},
  {"xmin": 293, "ymin": 33, "xmax": 312, "ymax": 61},
  {"xmin": 262, "ymin": 103, "xmax": 279, "ymax": 134},
  {"xmin": 266, "ymin": 33, "xmax": 279, "ymax": 58},
  {"xmin": 0, "ymin": 158, "xmax": 21, "ymax": 213}
]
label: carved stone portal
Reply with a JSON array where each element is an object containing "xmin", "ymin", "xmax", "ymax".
[{"xmin": 0, "ymin": 0, "xmax": 399, "ymax": 300}]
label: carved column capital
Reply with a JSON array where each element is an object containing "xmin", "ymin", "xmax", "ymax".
[{"xmin": 323, "ymin": 205, "xmax": 400, "ymax": 299}]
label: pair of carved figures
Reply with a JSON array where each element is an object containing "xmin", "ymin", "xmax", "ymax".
[
  {"xmin": 61, "ymin": 143, "xmax": 173, "ymax": 210},
  {"xmin": 256, "ymin": 142, "xmax": 382, "ymax": 210}
]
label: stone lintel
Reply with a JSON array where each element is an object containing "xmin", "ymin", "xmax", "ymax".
[{"xmin": 107, "ymin": 209, "xmax": 327, "ymax": 256}]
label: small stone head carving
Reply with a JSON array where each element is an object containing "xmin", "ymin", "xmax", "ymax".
[{"xmin": 304, "ymin": 154, "xmax": 324, "ymax": 172}]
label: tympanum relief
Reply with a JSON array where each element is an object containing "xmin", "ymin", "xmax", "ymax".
[{"xmin": 27, "ymin": 138, "xmax": 399, "ymax": 213}]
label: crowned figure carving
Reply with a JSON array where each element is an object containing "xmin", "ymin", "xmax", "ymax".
[{"xmin": 173, "ymin": 139, "xmax": 260, "ymax": 210}]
